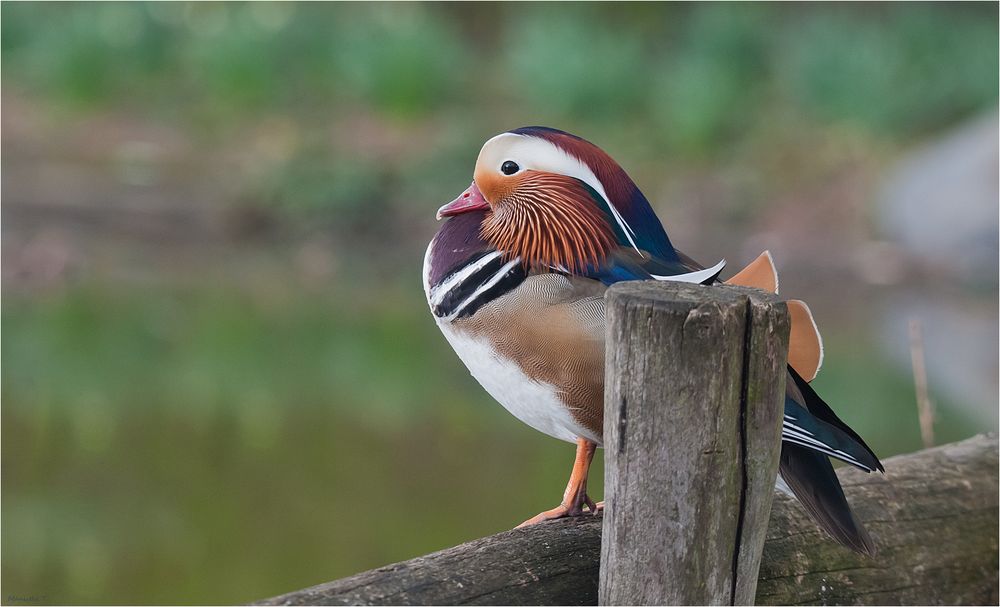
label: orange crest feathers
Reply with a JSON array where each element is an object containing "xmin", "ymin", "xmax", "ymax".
[{"xmin": 479, "ymin": 172, "xmax": 616, "ymax": 273}]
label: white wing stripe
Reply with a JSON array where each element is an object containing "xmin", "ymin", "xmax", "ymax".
[
  {"xmin": 651, "ymin": 259, "xmax": 726, "ymax": 284},
  {"xmin": 783, "ymin": 419, "xmax": 815, "ymax": 437},
  {"xmin": 782, "ymin": 427, "xmax": 873, "ymax": 472},
  {"xmin": 782, "ymin": 431, "xmax": 867, "ymax": 468}
]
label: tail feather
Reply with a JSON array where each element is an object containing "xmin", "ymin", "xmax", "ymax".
[
  {"xmin": 788, "ymin": 366, "xmax": 884, "ymax": 473},
  {"xmin": 779, "ymin": 442, "xmax": 877, "ymax": 556},
  {"xmin": 783, "ymin": 398, "xmax": 882, "ymax": 473},
  {"xmin": 780, "ymin": 367, "xmax": 883, "ymax": 554}
]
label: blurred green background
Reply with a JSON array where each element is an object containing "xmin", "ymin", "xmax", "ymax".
[{"xmin": 2, "ymin": 2, "xmax": 997, "ymax": 604}]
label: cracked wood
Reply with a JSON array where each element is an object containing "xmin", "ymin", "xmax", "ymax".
[{"xmin": 600, "ymin": 282, "xmax": 789, "ymax": 605}]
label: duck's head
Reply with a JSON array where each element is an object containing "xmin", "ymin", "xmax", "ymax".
[{"xmin": 437, "ymin": 127, "xmax": 657, "ymax": 273}]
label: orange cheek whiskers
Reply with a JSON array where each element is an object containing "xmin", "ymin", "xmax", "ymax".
[{"xmin": 480, "ymin": 175, "xmax": 616, "ymax": 274}]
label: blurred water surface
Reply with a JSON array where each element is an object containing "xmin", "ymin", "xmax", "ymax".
[{"xmin": 2, "ymin": 3, "xmax": 997, "ymax": 604}]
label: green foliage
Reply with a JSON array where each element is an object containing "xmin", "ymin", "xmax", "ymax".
[
  {"xmin": 333, "ymin": 5, "xmax": 467, "ymax": 117},
  {"xmin": 649, "ymin": 4, "xmax": 772, "ymax": 151},
  {"xmin": 782, "ymin": 5, "xmax": 1000, "ymax": 136},
  {"xmin": 1, "ymin": 2, "xmax": 996, "ymax": 218},
  {"xmin": 505, "ymin": 6, "xmax": 647, "ymax": 120},
  {"xmin": 4, "ymin": 3, "xmax": 993, "ymax": 146}
]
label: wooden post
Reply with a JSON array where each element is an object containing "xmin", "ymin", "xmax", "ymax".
[{"xmin": 599, "ymin": 282, "xmax": 789, "ymax": 606}]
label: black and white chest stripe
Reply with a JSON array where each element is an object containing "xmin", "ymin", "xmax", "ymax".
[{"xmin": 427, "ymin": 250, "xmax": 527, "ymax": 320}]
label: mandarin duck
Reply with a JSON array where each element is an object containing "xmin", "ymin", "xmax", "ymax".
[{"xmin": 422, "ymin": 127, "xmax": 883, "ymax": 555}]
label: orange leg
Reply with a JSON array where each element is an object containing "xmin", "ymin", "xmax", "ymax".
[{"xmin": 517, "ymin": 438, "xmax": 600, "ymax": 528}]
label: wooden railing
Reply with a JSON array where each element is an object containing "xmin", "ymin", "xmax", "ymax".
[{"xmin": 255, "ymin": 283, "xmax": 999, "ymax": 606}]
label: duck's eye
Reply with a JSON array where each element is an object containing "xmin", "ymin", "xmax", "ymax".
[{"xmin": 500, "ymin": 160, "xmax": 520, "ymax": 175}]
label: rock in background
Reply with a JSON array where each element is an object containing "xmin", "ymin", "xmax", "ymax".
[{"xmin": 877, "ymin": 112, "xmax": 999, "ymax": 428}]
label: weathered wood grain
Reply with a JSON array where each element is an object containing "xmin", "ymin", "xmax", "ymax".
[
  {"xmin": 736, "ymin": 288, "xmax": 792, "ymax": 604},
  {"xmin": 600, "ymin": 282, "xmax": 789, "ymax": 605},
  {"xmin": 254, "ymin": 435, "xmax": 998, "ymax": 606},
  {"xmin": 756, "ymin": 433, "xmax": 1000, "ymax": 605},
  {"xmin": 255, "ymin": 515, "xmax": 602, "ymax": 606}
]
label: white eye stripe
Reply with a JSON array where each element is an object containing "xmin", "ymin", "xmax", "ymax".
[{"xmin": 479, "ymin": 133, "xmax": 643, "ymax": 256}]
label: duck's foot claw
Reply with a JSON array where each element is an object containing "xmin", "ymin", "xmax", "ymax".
[
  {"xmin": 516, "ymin": 495, "xmax": 601, "ymax": 528},
  {"xmin": 516, "ymin": 505, "xmax": 571, "ymax": 528},
  {"xmin": 517, "ymin": 439, "xmax": 601, "ymax": 529}
]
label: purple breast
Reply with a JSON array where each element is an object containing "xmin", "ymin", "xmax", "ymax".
[{"xmin": 426, "ymin": 210, "xmax": 493, "ymax": 288}]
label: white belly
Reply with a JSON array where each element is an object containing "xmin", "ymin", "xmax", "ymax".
[
  {"xmin": 424, "ymin": 238, "xmax": 600, "ymax": 445},
  {"xmin": 437, "ymin": 321, "xmax": 600, "ymax": 445}
]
